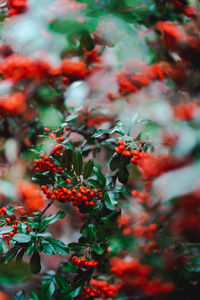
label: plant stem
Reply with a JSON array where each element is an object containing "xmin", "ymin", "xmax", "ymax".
[{"xmin": 39, "ymin": 199, "xmax": 54, "ymax": 218}]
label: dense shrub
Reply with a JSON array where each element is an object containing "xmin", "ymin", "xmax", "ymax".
[{"xmin": 0, "ymin": 1, "xmax": 200, "ymax": 299}]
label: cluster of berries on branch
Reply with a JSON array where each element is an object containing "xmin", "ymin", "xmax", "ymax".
[
  {"xmin": 34, "ymin": 154, "xmax": 62, "ymax": 173},
  {"xmin": 0, "ymin": 208, "xmax": 30, "ymax": 243},
  {"xmin": 72, "ymin": 256, "xmax": 98, "ymax": 268},
  {"xmin": 81, "ymin": 280, "xmax": 119, "ymax": 299},
  {"xmin": 41, "ymin": 185, "xmax": 103, "ymax": 207},
  {"xmin": 114, "ymin": 140, "xmax": 149, "ymax": 163}
]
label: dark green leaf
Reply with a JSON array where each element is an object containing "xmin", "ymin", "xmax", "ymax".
[
  {"xmin": 30, "ymin": 251, "xmax": 41, "ymax": 274},
  {"xmin": 83, "ymin": 159, "xmax": 94, "ymax": 179},
  {"xmin": 104, "ymin": 192, "xmax": 118, "ymax": 210},
  {"xmin": 110, "ymin": 156, "xmax": 120, "ymax": 171},
  {"xmin": 92, "ymin": 243, "xmax": 105, "ymax": 255},
  {"xmin": 72, "ymin": 150, "xmax": 83, "ymax": 175},
  {"xmin": 56, "ymin": 275, "xmax": 69, "ymax": 289},
  {"xmin": 69, "ymin": 285, "xmax": 83, "ymax": 298},
  {"xmin": 68, "ymin": 242, "xmax": 87, "ymax": 251},
  {"xmin": 45, "ymin": 238, "xmax": 69, "ymax": 255},
  {"xmin": 41, "ymin": 273, "xmax": 56, "ymax": 300},
  {"xmin": 29, "ymin": 291, "xmax": 39, "ymax": 300},
  {"xmin": 63, "ymin": 148, "xmax": 74, "ymax": 170},
  {"xmin": 40, "ymin": 211, "xmax": 66, "ymax": 231},
  {"xmin": 26, "ymin": 243, "xmax": 35, "ymax": 255},
  {"xmin": 87, "ymin": 179, "xmax": 103, "ymax": 190},
  {"xmin": 60, "ymin": 262, "xmax": 78, "ymax": 273},
  {"xmin": 82, "ymin": 224, "xmax": 96, "ymax": 244},
  {"xmin": 93, "ymin": 167, "xmax": 106, "ymax": 187},
  {"xmin": 16, "ymin": 248, "xmax": 25, "ymax": 264},
  {"xmin": 0, "ymin": 246, "xmax": 20, "ymax": 264},
  {"xmin": 101, "ymin": 216, "xmax": 115, "ymax": 230},
  {"xmin": 118, "ymin": 166, "xmax": 129, "ymax": 184},
  {"xmin": 40, "ymin": 240, "xmax": 56, "ymax": 255}
]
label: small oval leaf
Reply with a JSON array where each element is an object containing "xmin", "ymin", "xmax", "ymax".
[{"xmin": 13, "ymin": 234, "xmax": 31, "ymax": 243}]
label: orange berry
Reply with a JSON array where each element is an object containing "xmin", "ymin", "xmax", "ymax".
[{"xmin": 131, "ymin": 190, "xmax": 138, "ymax": 197}]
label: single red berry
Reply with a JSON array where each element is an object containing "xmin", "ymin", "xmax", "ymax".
[
  {"xmin": 44, "ymin": 127, "xmax": 50, "ymax": 133},
  {"xmin": 131, "ymin": 190, "xmax": 138, "ymax": 197}
]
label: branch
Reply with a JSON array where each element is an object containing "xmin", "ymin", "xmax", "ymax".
[{"xmin": 39, "ymin": 199, "xmax": 54, "ymax": 218}]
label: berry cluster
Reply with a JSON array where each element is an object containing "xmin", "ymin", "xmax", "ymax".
[
  {"xmin": 81, "ymin": 286, "xmax": 102, "ymax": 299},
  {"xmin": 81, "ymin": 280, "xmax": 118, "ymax": 299},
  {"xmin": 34, "ymin": 154, "xmax": 62, "ymax": 173},
  {"xmin": 90, "ymin": 280, "xmax": 119, "ymax": 298},
  {"xmin": 8, "ymin": 0, "xmax": 28, "ymax": 16},
  {"xmin": 41, "ymin": 185, "xmax": 103, "ymax": 207},
  {"xmin": 72, "ymin": 256, "xmax": 98, "ymax": 268},
  {"xmin": 0, "ymin": 207, "xmax": 7, "ymax": 216},
  {"xmin": 114, "ymin": 140, "xmax": 148, "ymax": 163},
  {"xmin": 0, "ymin": 92, "xmax": 26, "ymax": 116},
  {"xmin": 131, "ymin": 189, "xmax": 150, "ymax": 205},
  {"xmin": 110, "ymin": 257, "xmax": 174, "ymax": 296},
  {"xmin": 50, "ymin": 144, "xmax": 64, "ymax": 156},
  {"xmin": 116, "ymin": 62, "xmax": 163, "ymax": 95},
  {"xmin": 114, "ymin": 140, "xmax": 132, "ymax": 157},
  {"xmin": 117, "ymin": 212, "xmax": 157, "ymax": 239},
  {"xmin": 0, "ymin": 211, "xmax": 30, "ymax": 243}
]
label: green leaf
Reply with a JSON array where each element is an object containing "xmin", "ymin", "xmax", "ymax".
[
  {"xmin": 83, "ymin": 159, "xmax": 94, "ymax": 179},
  {"xmin": 63, "ymin": 148, "xmax": 74, "ymax": 170},
  {"xmin": 14, "ymin": 291, "xmax": 26, "ymax": 300},
  {"xmin": 110, "ymin": 156, "xmax": 120, "ymax": 171},
  {"xmin": 87, "ymin": 179, "xmax": 103, "ymax": 190},
  {"xmin": 37, "ymin": 232, "xmax": 52, "ymax": 238},
  {"xmin": 104, "ymin": 192, "xmax": 118, "ymax": 210},
  {"xmin": 82, "ymin": 224, "xmax": 96, "ymax": 244},
  {"xmin": 0, "ymin": 246, "xmax": 20, "ymax": 265},
  {"xmin": 92, "ymin": 243, "xmax": 105, "ymax": 255},
  {"xmin": 26, "ymin": 243, "xmax": 35, "ymax": 255},
  {"xmin": 6, "ymin": 206, "xmax": 14, "ymax": 216},
  {"xmin": 29, "ymin": 291, "xmax": 39, "ymax": 300},
  {"xmin": 45, "ymin": 238, "xmax": 69, "ymax": 255},
  {"xmin": 41, "ymin": 273, "xmax": 56, "ymax": 300},
  {"xmin": 30, "ymin": 251, "xmax": 41, "ymax": 274},
  {"xmin": 101, "ymin": 216, "xmax": 115, "ymax": 231},
  {"xmin": 60, "ymin": 262, "xmax": 79, "ymax": 273},
  {"xmin": 118, "ymin": 165, "xmax": 129, "ymax": 184},
  {"xmin": 68, "ymin": 242, "xmax": 87, "ymax": 251},
  {"xmin": 17, "ymin": 222, "xmax": 28, "ymax": 234},
  {"xmin": 0, "ymin": 226, "xmax": 13, "ymax": 234},
  {"xmin": 32, "ymin": 173, "xmax": 54, "ymax": 185},
  {"xmin": 73, "ymin": 150, "xmax": 83, "ymax": 176},
  {"xmin": 40, "ymin": 211, "xmax": 66, "ymax": 231},
  {"xmin": 69, "ymin": 284, "xmax": 84, "ymax": 298},
  {"xmin": 40, "ymin": 240, "xmax": 56, "ymax": 255},
  {"xmin": 93, "ymin": 167, "xmax": 106, "ymax": 187},
  {"xmin": 13, "ymin": 234, "xmax": 31, "ymax": 243},
  {"xmin": 96, "ymin": 225, "xmax": 106, "ymax": 240},
  {"xmin": 16, "ymin": 248, "xmax": 25, "ymax": 264},
  {"xmin": 55, "ymin": 275, "xmax": 69, "ymax": 289}
]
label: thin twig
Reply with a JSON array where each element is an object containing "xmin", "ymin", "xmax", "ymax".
[{"xmin": 39, "ymin": 199, "xmax": 54, "ymax": 218}]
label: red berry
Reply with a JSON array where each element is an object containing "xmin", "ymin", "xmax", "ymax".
[{"xmin": 44, "ymin": 127, "xmax": 50, "ymax": 133}]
